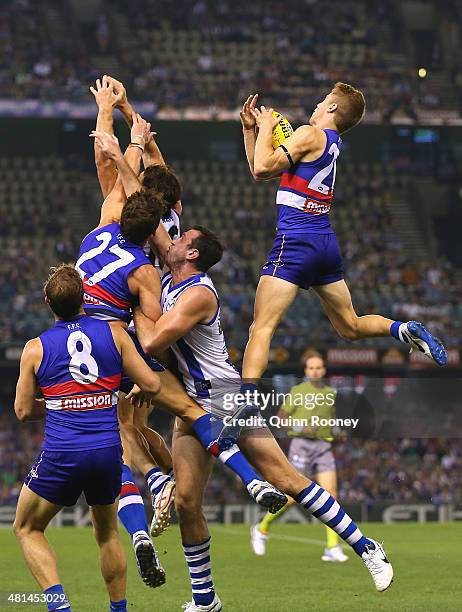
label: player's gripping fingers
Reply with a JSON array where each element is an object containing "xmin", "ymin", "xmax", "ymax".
[
  {"xmin": 142, "ymin": 121, "xmax": 152, "ymax": 143},
  {"xmin": 107, "ymin": 75, "xmax": 126, "ymax": 98},
  {"xmin": 250, "ymin": 93, "xmax": 258, "ymax": 109},
  {"xmin": 250, "ymin": 106, "xmax": 262, "ymax": 123}
]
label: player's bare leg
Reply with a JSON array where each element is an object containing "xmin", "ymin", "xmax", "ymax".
[
  {"xmin": 242, "ymin": 276, "xmax": 299, "ymax": 380},
  {"xmin": 313, "ymin": 280, "xmax": 393, "ymax": 339},
  {"xmin": 239, "ymin": 433, "xmax": 393, "ymax": 590},
  {"xmin": 316, "ymin": 470, "xmax": 349, "ymax": 562},
  {"xmin": 173, "ymin": 419, "xmax": 222, "ymax": 611},
  {"xmin": 129, "ymin": 369, "xmax": 287, "ymax": 514},
  {"xmin": 314, "ymin": 280, "xmax": 446, "ymax": 364},
  {"xmin": 130, "ymin": 400, "xmax": 176, "ymax": 537},
  {"xmin": 13, "ymin": 485, "xmax": 63, "ymax": 590},
  {"xmin": 133, "ymin": 401, "xmax": 173, "ymax": 472},
  {"xmin": 239, "ymin": 433, "xmax": 310, "ymax": 496},
  {"xmin": 91, "ymin": 502, "xmax": 127, "ymax": 603},
  {"xmin": 116, "ymin": 394, "xmax": 166, "ymax": 586},
  {"xmin": 155, "ymin": 369, "xmax": 209, "ymax": 423}
]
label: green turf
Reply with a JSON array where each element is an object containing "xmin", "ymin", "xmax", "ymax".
[{"xmin": 0, "ymin": 522, "xmax": 460, "ymax": 611}]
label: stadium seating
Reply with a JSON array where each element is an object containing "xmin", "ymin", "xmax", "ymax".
[
  {"xmin": 1, "ymin": 410, "xmax": 460, "ymax": 506},
  {"xmin": 1, "ymin": 0, "xmax": 461, "ymax": 120},
  {"xmin": 0, "ymin": 153, "xmax": 458, "ymax": 355}
]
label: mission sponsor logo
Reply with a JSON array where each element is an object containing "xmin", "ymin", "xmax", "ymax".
[
  {"xmin": 60, "ymin": 392, "xmax": 114, "ymax": 411},
  {"xmin": 303, "ymin": 200, "xmax": 331, "ymax": 215}
]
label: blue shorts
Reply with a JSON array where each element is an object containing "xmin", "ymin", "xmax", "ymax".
[
  {"xmin": 120, "ymin": 329, "xmax": 165, "ymax": 394},
  {"xmin": 25, "ymin": 445, "xmax": 123, "ymax": 507},
  {"xmin": 261, "ymin": 232, "xmax": 344, "ymax": 290}
]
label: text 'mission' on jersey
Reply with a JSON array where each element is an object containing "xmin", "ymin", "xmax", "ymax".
[
  {"xmin": 160, "ymin": 272, "xmax": 240, "ymax": 416},
  {"xmin": 276, "ymin": 128, "xmax": 342, "ymax": 233},
  {"xmin": 76, "ymin": 223, "xmax": 150, "ymax": 323},
  {"xmin": 36, "ymin": 315, "xmax": 122, "ymax": 451}
]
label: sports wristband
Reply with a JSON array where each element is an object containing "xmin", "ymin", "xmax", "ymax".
[
  {"xmin": 279, "ymin": 144, "xmax": 295, "ymax": 167},
  {"xmin": 129, "ymin": 143, "xmax": 144, "ymax": 152},
  {"xmin": 131, "ymin": 134, "xmax": 144, "ymax": 145}
]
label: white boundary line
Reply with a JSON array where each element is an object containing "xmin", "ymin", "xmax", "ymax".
[{"xmin": 212, "ymin": 525, "xmax": 325, "ymax": 546}]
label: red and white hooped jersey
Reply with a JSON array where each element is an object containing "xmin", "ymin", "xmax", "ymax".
[{"xmin": 276, "ymin": 128, "xmax": 342, "ymax": 234}]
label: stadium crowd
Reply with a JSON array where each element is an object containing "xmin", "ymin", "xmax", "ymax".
[
  {"xmin": 1, "ymin": 409, "xmax": 460, "ymax": 507},
  {"xmin": 0, "ymin": 152, "xmax": 460, "ymax": 354},
  {"xmin": 1, "ymin": 0, "xmax": 461, "ymax": 120}
]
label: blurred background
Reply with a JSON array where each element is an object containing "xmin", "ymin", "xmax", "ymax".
[{"xmin": 0, "ymin": 0, "xmax": 461, "ymax": 525}]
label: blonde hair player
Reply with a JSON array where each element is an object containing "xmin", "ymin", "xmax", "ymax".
[
  {"xmin": 220, "ymin": 84, "xmax": 446, "ymax": 446},
  {"xmin": 236, "ymin": 84, "xmax": 446, "ymax": 402},
  {"xmin": 251, "ymin": 353, "xmax": 348, "ymax": 563}
]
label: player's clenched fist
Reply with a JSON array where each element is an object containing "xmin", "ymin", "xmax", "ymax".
[{"xmin": 89, "ymin": 74, "xmax": 123, "ymax": 108}]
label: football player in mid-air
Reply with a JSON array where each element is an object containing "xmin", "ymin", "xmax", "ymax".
[
  {"xmin": 128, "ymin": 220, "xmax": 395, "ymax": 611},
  {"xmin": 236, "ymin": 84, "xmax": 446, "ymax": 419},
  {"xmin": 85, "ymin": 77, "xmax": 288, "ymax": 573}
]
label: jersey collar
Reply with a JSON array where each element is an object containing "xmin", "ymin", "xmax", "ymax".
[{"xmin": 168, "ymin": 273, "xmax": 206, "ymax": 294}]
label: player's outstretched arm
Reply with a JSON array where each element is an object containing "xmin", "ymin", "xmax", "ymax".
[
  {"xmin": 91, "ymin": 113, "xmax": 152, "ymax": 200},
  {"xmin": 110, "ymin": 325, "xmax": 161, "ymax": 396},
  {"xmin": 135, "ymin": 286, "xmax": 216, "ymax": 356},
  {"xmin": 107, "ymin": 76, "xmax": 166, "ymax": 167},
  {"xmin": 92, "ymin": 131, "xmax": 144, "ymax": 227},
  {"xmin": 14, "ymin": 338, "xmax": 46, "ymax": 422},
  {"xmin": 90, "ymin": 75, "xmax": 123, "ymax": 199},
  {"xmin": 252, "ymin": 106, "xmax": 322, "ymax": 179}
]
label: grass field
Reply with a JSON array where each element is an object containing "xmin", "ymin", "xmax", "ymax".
[{"xmin": 0, "ymin": 522, "xmax": 461, "ymax": 611}]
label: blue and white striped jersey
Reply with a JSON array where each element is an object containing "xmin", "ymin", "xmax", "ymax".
[{"xmin": 160, "ymin": 271, "xmax": 240, "ymax": 416}]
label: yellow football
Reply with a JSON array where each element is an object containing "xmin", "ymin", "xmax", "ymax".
[{"xmin": 272, "ymin": 111, "xmax": 294, "ymax": 149}]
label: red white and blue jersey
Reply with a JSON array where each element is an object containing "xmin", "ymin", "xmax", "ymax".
[
  {"xmin": 276, "ymin": 128, "xmax": 342, "ymax": 233},
  {"xmin": 76, "ymin": 223, "xmax": 150, "ymax": 323},
  {"xmin": 36, "ymin": 315, "xmax": 122, "ymax": 451}
]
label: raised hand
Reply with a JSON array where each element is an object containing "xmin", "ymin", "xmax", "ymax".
[
  {"xmin": 106, "ymin": 75, "xmax": 128, "ymax": 109},
  {"xmin": 89, "ymin": 130, "xmax": 122, "ymax": 161},
  {"xmin": 89, "ymin": 75, "xmax": 123, "ymax": 109},
  {"xmin": 240, "ymin": 94, "xmax": 259, "ymax": 130},
  {"xmin": 130, "ymin": 111, "xmax": 155, "ymax": 148},
  {"xmin": 251, "ymin": 105, "xmax": 279, "ymax": 130}
]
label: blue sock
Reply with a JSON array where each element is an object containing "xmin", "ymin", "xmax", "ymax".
[
  {"xmin": 145, "ymin": 467, "xmax": 172, "ymax": 496},
  {"xmin": 118, "ymin": 464, "xmax": 149, "ymax": 541},
  {"xmin": 183, "ymin": 537, "xmax": 215, "ymax": 607},
  {"xmin": 296, "ymin": 482, "xmax": 375, "ymax": 556},
  {"xmin": 192, "ymin": 414, "xmax": 261, "ymax": 486},
  {"xmin": 110, "ymin": 599, "xmax": 127, "ymax": 612},
  {"xmin": 43, "ymin": 584, "xmax": 71, "ymax": 611},
  {"xmin": 390, "ymin": 321, "xmax": 408, "ymax": 343},
  {"xmin": 240, "ymin": 382, "xmax": 258, "ymax": 395}
]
